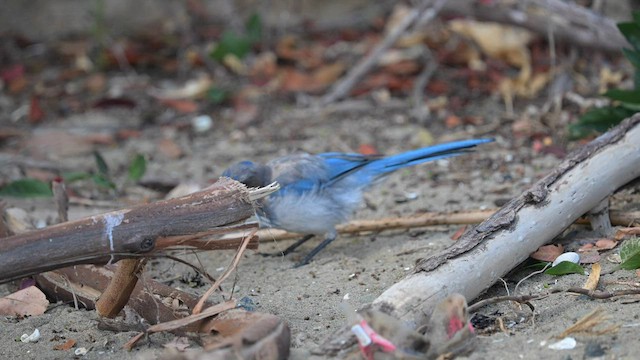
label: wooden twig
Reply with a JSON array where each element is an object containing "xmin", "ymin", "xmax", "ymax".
[
  {"xmin": 192, "ymin": 228, "xmax": 256, "ymax": 315},
  {"xmin": 252, "ymin": 209, "xmax": 640, "ymax": 241},
  {"xmin": 124, "ymin": 299, "xmax": 238, "ymax": 350},
  {"xmin": 320, "ymin": 0, "xmax": 446, "ymax": 105},
  {"xmin": 0, "ymin": 178, "xmax": 277, "ymax": 283},
  {"xmin": 440, "ymin": 0, "xmax": 627, "ymax": 52},
  {"xmin": 468, "ymin": 287, "xmax": 640, "ymax": 313},
  {"xmin": 95, "ymin": 258, "xmax": 148, "ymax": 318}
]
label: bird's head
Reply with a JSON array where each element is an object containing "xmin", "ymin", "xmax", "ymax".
[{"xmin": 222, "ymin": 160, "xmax": 272, "ymax": 188}]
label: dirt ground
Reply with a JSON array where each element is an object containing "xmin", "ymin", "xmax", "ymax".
[{"xmin": 1, "ymin": 26, "xmax": 640, "ymax": 360}]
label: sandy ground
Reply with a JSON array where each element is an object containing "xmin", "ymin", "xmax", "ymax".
[{"xmin": 1, "ymin": 96, "xmax": 639, "ymax": 360}]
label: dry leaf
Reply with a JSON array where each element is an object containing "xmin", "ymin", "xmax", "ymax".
[
  {"xmin": 530, "ymin": 244, "xmax": 564, "ymax": 262},
  {"xmin": 157, "ymin": 138, "xmax": 183, "ymax": 159},
  {"xmin": 583, "ymin": 263, "xmax": 601, "ymax": 291},
  {"xmin": 53, "ymin": 339, "xmax": 76, "ymax": 351},
  {"xmin": 594, "ymin": 238, "xmax": 618, "ymax": 251},
  {"xmin": 0, "ymin": 286, "xmax": 49, "ymax": 316},
  {"xmin": 159, "ymin": 99, "xmax": 199, "ymax": 113},
  {"xmin": 451, "ymin": 225, "xmax": 467, "ymax": 241}
]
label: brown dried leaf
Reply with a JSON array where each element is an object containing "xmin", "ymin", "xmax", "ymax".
[
  {"xmin": 583, "ymin": 263, "xmax": 601, "ymax": 291},
  {"xmin": 594, "ymin": 238, "xmax": 618, "ymax": 251},
  {"xmin": 0, "ymin": 286, "xmax": 49, "ymax": 316},
  {"xmin": 53, "ymin": 339, "xmax": 76, "ymax": 351},
  {"xmin": 530, "ymin": 244, "xmax": 563, "ymax": 262}
]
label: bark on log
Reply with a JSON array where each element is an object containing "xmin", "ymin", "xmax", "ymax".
[
  {"xmin": 441, "ymin": 0, "xmax": 628, "ymax": 52},
  {"xmin": 0, "ymin": 178, "xmax": 277, "ymax": 283},
  {"xmin": 321, "ymin": 114, "xmax": 640, "ymax": 353}
]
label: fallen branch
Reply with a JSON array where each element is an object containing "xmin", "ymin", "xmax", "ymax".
[
  {"xmin": 320, "ymin": 0, "xmax": 446, "ymax": 104},
  {"xmin": 193, "ymin": 228, "xmax": 256, "ymax": 314},
  {"xmin": 321, "ymin": 114, "xmax": 640, "ymax": 353},
  {"xmin": 253, "ymin": 209, "xmax": 640, "ymax": 241},
  {"xmin": 95, "ymin": 258, "xmax": 148, "ymax": 318},
  {"xmin": 468, "ymin": 287, "xmax": 640, "ymax": 313},
  {"xmin": 442, "ymin": 0, "xmax": 628, "ymax": 52},
  {"xmin": 0, "ymin": 179, "xmax": 279, "ymax": 283}
]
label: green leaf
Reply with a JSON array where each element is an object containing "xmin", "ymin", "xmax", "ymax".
[
  {"xmin": 603, "ymin": 89, "xmax": 640, "ymax": 103},
  {"xmin": 634, "ymin": 11, "xmax": 640, "ymax": 25},
  {"xmin": 93, "ymin": 150, "xmax": 110, "ymax": 176},
  {"xmin": 210, "ymin": 31, "xmax": 252, "ymax": 62},
  {"xmin": 92, "ymin": 174, "xmax": 116, "ymax": 190},
  {"xmin": 62, "ymin": 171, "xmax": 93, "ymax": 183},
  {"xmin": 544, "ymin": 261, "xmax": 584, "ymax": 276},
  {"xmin": 620, "ymin": 237, "xmax": 640, "ymax": 270},
  {"xmin": 128, "ymin": 154, "xmax": 147, "ymax": 181},
  {"xmin": 623, "ymin": 48, "xmax": 640, "ymax": 69},
  {"xmin": 618, "ymin": 22, "xmax": 640, "ymax": 51},
  {"xmin": 568, "ymin": 106, "xmax": 634, "ymax": 139},
  {"xmin": 0, "ymin": 179, "xmax": 53, "ymax": 197},
  {"xmin": 245, "ymin": 13, "xmax": 262, "ymax": 43},
  {"xmin": 208, "ymin": 87, "xmax": 229, "ymax": 104}
]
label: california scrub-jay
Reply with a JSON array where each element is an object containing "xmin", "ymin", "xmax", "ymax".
[{"xmin": 222, "ymin": 138, "xmax": 492, "ymax": 266}]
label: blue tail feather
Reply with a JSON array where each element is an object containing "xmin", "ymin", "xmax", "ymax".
[{"xmin": 323, "ymin": 138, "xmax": 493, "ymax": 185}]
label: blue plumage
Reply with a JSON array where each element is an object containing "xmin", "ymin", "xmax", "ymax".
[{"xmin": 222, "ymin": 138, "xmax": 492, "ymax": 265}]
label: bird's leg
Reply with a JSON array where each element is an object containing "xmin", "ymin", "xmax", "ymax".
[
  {"xmin": 294, "ymin": 231, "xmax": 337, "ymax": 267},
  {"xmin": 260, "ymin": 234, "xmax": 315, "ymax": 257}
]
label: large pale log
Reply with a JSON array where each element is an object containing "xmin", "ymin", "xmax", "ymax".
[{"xmin": 375, "ymin": 114, "xmax": 640, "ymax": 324}]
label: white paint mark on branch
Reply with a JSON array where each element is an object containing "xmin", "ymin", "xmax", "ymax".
[{"xmin": 103, "ymin": 212, "xmax": 125, "ymax": 264}]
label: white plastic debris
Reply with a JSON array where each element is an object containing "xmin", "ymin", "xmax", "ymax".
[
  {"xmin": 552, "ymin": 252, "xmax": 580, "ymax": 267},
  {"xmin": 548, "ymin": 337, "xmax": 577, "ymax": 350},
  {"xmin": 191, "ymin": 115, "xmax": 213, "ymax": 133},
  {"xmin": 20, "ymin": 329, "xmax": 40, "ymax": 343},
  {"xmin": 75, "ymin": 347, "xmax": 89, "ymax": 356}
]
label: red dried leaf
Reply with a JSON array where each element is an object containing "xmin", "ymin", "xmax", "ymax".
[
  {"xmin": 160, "ymin": 98, "xmax": 199, "ymax": 113},
  {"xmin": 29, "ymin": 96, "xmax": 45, "ymax": 123},
  {"xmin": 445, "ymin": 115, "xmax": 462, "ymax": 129},
  {"xmin": 530, "ymin": 244, "xmax": 563, "ymax": 262},
  {"xmin": 92, "ymin": 97, "xmax": 136, "ymax": 109},
  {"xmin": 358, "ymin": 144, "xmax": 378, "ymax": 155},
  {"xmin": 451, "ymin": 225, "xmax": 467, "ymax": 241},
  {"xmin": 1, "ymin": 64, "xmax": 24, "ymax": 83},
  {"xmin": 53, "ymin": 339, "xmax": 76, "ymax": 351}
]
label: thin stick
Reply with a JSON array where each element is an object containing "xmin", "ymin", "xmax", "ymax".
[
  {"xmin": 192, "ymin": 228, "xmax": 257, "ymax": 315},
  {"xmin": 321, "ymin": 0, "xmax": 446, "ymax": 104},
  {"xmin": 253, "ymin": 209, "xmax": 640, "ymax": 241},
  {"xmin": 95, "ymin": 258, "xmax": 148, "ymax": 318},
  {"xmin": 468, "ymin": 287, "xmax": 640, "ymax": 313}
]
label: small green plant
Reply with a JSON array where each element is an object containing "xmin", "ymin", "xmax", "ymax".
[
  {"xmin": 70, "ymin": 151, "xmax": 147, "ymax": 190},
  {"xmin": 619, "ymin": 237, "xmax": 640, "ymax": 270},
  {"xmin": 0, "ymin": 178, "xmax": 53, "ymax": 198},
  {"xmin": 210, "ymin": 13, "xmax": 262, "ymax": 62},
  {"xmin": 569, "ymin": 12, "xmax": 640, "ymax": 139}
]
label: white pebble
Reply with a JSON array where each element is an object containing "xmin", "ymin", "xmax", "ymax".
[
  {"xmin": 548, "ymin": 337, "xmax": 576, "ymax": 350},
  {"xmin": 20, "ymin": 329, "xmax": 40, "ymax": 343},
  {"xmin": 191, "ymin": 115, "xmax": 213, "ymax": 133}
]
